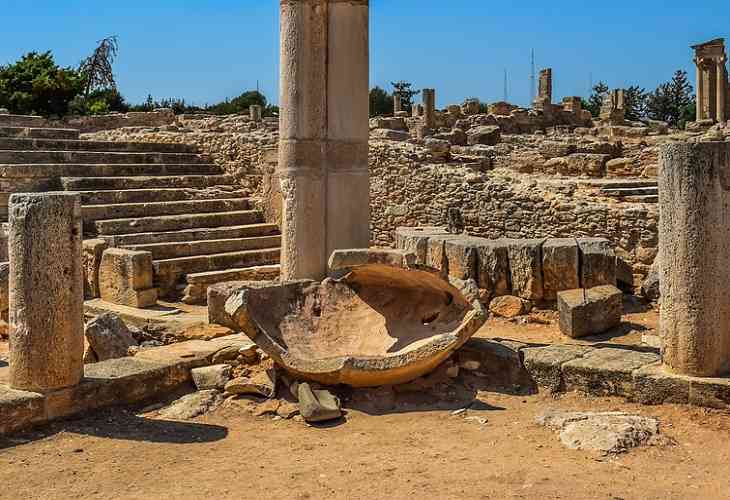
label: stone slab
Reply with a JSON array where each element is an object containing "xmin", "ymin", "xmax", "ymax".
[
  {"xmin": 562, "ymin": 347, "xmax": 659, "ymax": 397},
  {"xmin": 558, "ymin": 285, "xmax": 623, "ymax": 338},
  {"xmin": 542, "ymin": 238, "xmax": 579, "ymax": 301},
  {"xmin": 577, "ymin": 238, "xmax": 616, "ymax": 288},
  {"xmin": 522, "ymin": 344, "xmax": 593, "ymax": 393},
  {"xmin": 507, "ymin": 239, "xmax": 545, "ymax": 301}
]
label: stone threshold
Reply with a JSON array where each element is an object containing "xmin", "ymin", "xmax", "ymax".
[
  {"xmin": 0, "ymin": 334, "xmax": 252, "ymax": 436},
  {"xmin": 459, "ymin": 337, "xmax": 730, "ymax": 409}
]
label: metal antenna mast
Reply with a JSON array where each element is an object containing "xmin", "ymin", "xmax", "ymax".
[
  {"xmin": 530, "ymin": 49, "xmax": 535, "ymax": 103},
  {"xmin": 503, "ymin": 69, "xmax": 508, "ymax": 102}
]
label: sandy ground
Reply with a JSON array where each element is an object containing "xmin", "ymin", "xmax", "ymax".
[{"xmin": 0, "ymin": 389, "xmax": 729, "ymax": 500}]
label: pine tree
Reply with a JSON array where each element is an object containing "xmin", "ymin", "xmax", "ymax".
[
  {"xmin": 646, "ymin": 70, "xmax": 694, "ymax": 126},
  {"xmin": 390, "ymin": 81, "xmax": 420, "ymax": 113},
  {"xmin": 585, "ymin": 81, "xmax": 609, "ymax": 117},
  {"xmin": 624, "ymin": 85, "xmax": 648, "ymax": 121}
]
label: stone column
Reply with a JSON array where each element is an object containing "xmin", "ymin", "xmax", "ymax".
[
  {"xmin": 718, "ymin": 57, "xmax": 727, "ymax": 123},
  {"xmin": 695, "ymin": 58, "xmax": 704, "ymax": 121},
  {"xmin": 8, "ymin": 193, "xmax": 84, "ymax": 392},
  {"xmin": 250, "ymin": 105, "xmax": 263, "ymax": 122},
  {"xmin": 422, "ymin": 88, "xmax": 436, "ymax": 128},
  {"xmin": 278, "ymin": 0, "xmax": 370, "ymax": 281},
  {"xmin": 659, "ymin": 142, "xmax": 730, "ymax": 377},
  {"xmin": 393, "ymin": 94, "xmax": 402, "ymax": 114}
]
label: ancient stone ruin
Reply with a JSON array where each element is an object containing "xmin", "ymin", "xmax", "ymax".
[{"xmin": 693, "ymin": 38, "xmax": 729, "ymax": 123}]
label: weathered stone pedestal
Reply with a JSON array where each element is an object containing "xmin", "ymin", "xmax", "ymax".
[
  {"xmin": 659, "ymin": 141, "xmax": 730, "ymax": 377},
  {"xmin": 278, "ymin": 0, "xmax": 370, "ymax": 281},
  {"xmin": 8, "ymin": 193, "xmax": 84, "ymax": 392}
]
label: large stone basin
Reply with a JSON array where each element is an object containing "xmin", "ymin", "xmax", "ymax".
[{"xmin": 224, "ymin": 249, "xmax": 486, "ymax": 387}]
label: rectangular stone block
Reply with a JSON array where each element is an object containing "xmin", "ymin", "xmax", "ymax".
[
  {"xmin": 558, "ymin": 285, "xmax": 623, "ymax": 338},
  {"xmin": 444, "ymin": 237, "xmax": 477, "ymax": 280},
  {"xmin": 522, "ymin": 344, "xmax": 592, "ymax": 393},
  {"xmin": 577, "ymin": 238, "xmax": 616, "ymax": 288},
  {"xmin": 0, "ymin": 386, "xmax": 45, "ymax": 435},
  {"xmin": 82, "ymin": 238, "xmax": 108, "ymax": 299},
  {"xmin": 562, "ymin": 347, "xmax": 659, "ymax": 397},
  {"xmin": 456, "ymin": 338, "xmax": 533, "ymax": 390},
  {"xmin": 542, "ymin": 238, "xmax": 579, "ymax": 301},
  {"xmin": 507, "ymin": 239, "xmax": 544, "ymax": 301},
  {"xmin": 99, "ymin": 248, "xmax": 157, "ymax": 308},
  {"xmin": 473, "ymin": 239, "xmax": 510, "ymax": 299},
  {"xmin": 426, "ymin": 234, "xmax": 461, "ymax": 275},
  {"xmin": 394, "ymin": 227, "xmax": 447, "ymax": 265}
]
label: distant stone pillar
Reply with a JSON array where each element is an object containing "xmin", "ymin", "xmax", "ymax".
[
  {"xmin": 695, "ymin": 59, "xmax": 704, "ymax": 121},
  {"xmin": 278, "ymin": 0, "xmax": 370, "ymax": 281},
  {"xmin": 8, "ymin": 193, "xmax": 84, "ymax": 392},
  {"xmin": 539, "ymin": 68, "xmax": 552, "ymax": 103},
  {"xmin": 718, "ymin": 57, "xmax": 727, "ymax": 122},
  {"xmin": 393, "ymin": 94, "xmax": 402, "ymax": 114},
  {"xmin": 422, "ymin": 88, "xmax": 436, "ymax": 128},
  {"xmin": 250, "ymin": 105, "xmax": 263, "ymax": 122},
  {"xmin": 659, "ymin": 142, "xmax": 730, "ymax": 377}
]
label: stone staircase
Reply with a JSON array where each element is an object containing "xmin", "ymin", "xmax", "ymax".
[
  {"xmin": 0, "ymin": 114, "xmax": 281, "ymax": 303},
  {"xmin": 599, "ymin": 181, "xmax": 658, "ymax": 203}
]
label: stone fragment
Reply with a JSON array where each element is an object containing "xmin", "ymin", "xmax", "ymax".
[
  {"xmin": 538, "ymin": 141, "xmax": 576, "ymax": 159},
  {"xmin": 605, "ymin": 157, "xmax": 640, "ymax": 177},
  {"xmin": 542, "ymin": 238, "xmax": 579, "ymax": 301},
  {"xmin": 424, "ymin": 138, "xmax": 451, "ymax": 159},
  {"xmin": 191, "ymin": 364, "xmax": 232, "ymax": 390},
  {"xmin": 536, "ymin": 410, "xmax": 660, "ymax": 453},
  {"xmin": 99, "ymin": 248, "xmax": 158, "ymax": 308},
  {"xmin": 84, "ymin": 312, "xmax": 138, "ymax": 363},
  {"xmin": 8, "ymin": 193, "xmax": 84, "ymax": 392},
  {"xmin": 473, "ymin": 239, "xmax": 510, "ymax": 298},
  {"xmin": 298, "ymin": 383, "xmax": 342, "ymax": 423},
  {"xmin": 560, "ymin": 153, "xmax": 610, "ymax": 177},
  {"xmin": 158, "ymin": 390, "xmax": 223, "ymax": 420},
  {"xmin": 370, "ymin": 128, "xmax": 409, "ymax": 141},
  {"xmin": 225, "ymin": 369, "xmax": 276, "ymax": 398},
  {"xmin": 577, "ymin": 238, "xmax": 616, "ymax": 288},
  {"xmin": 82, "ymin": 238, "xmax": 108, "ymax": 299},
  {"xmin": 507, "ymin": 239, "xmax": 544, "ymax": 301},
  {"xmin": 489, "ymin": 295, "xmax": 531, "ymax": 318},
  {"xmin": 467, "ymin": 125, "xmax": 501, "ymax": 146},
  {"xmin": 558, "ymin": 285, "xmax": 623, "ymax": 338}
]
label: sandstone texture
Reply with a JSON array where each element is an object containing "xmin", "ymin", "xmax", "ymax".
[{"xmin": 558, "ymin": 285, "xmax": 623, "ymax": 338}]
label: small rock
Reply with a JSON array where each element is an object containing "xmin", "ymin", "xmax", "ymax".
[
  {"xmin": 211, "ymin": 346, "xmax": 242, "ymax": 364},
  {"xmin": 84, "ymin": 312, "xmax": 138, "ymax": 362},
  {"xmin": 276, "ymin": 401, "xmax": 300, "ymax": 419},
  {"xmin": 460, "ymin": 360, "xmax": 480, "ymax": 371},
  {"xmin": 225, "ymin": 369, "xmax": 276, "ymax": 398},
  {"xmin": 191, "ymin": 364, "xmax": 232, "ymax": 390},
  {"xmin": 254, "ymin": 399, "xmax": 281, "ymax": 417},
  {"xmin": 158, "ymin": 390, "xmax": 223, "ymax": 420},
  {"xmin": 489, "ymin": 295, "xmax": 532, "ymax": 318},
  {"xmin": 298, "ymin": 383, "xmax": 342, "ymax": 423}
]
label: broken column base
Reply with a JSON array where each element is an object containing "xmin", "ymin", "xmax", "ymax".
[
  {"xmin": 99, "ymin": 248, "xmax": 158, "ymax": 308},
  {"xmin": 557, "ymin": 285, "xmax": 622, "ymax": 338}
]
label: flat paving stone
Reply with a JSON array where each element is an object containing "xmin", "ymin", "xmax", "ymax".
[
  {"xmin": 522, "ymin": 344, "xmax": 594, "ymax": 393},
  {"xmin": 562, "ymin": 347, "xmax": 659, "ymax": 397}
]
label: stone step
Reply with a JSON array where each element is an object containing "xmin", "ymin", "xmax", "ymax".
[
  {"xmin": 601, "ymin": 186, "xmax": 659, "ymax": 197},
  {"xmin": 182, "ymin": 264, "xmax": 281, "ymax": 304},
  {"xmin": 622, "ymin": 195, "xmax": 659, "ymax": 203},
  {"xmin": 153, "ymin": 247, "xmax": 281, "ymax": 296},
  {"xmin": 102, "ymin": 222, "xmax": 280, "ymax": 246},
  {"xmin": 76, "ymin": 186, "xmax": 248, "ymax": 205},
  {"xmin": 0, "ymin": 150, "xmax": 206, "ymax": 165},
  {"xmin": 61, "ymin": 174, "xmax": 234, "ymax": 191},
  {"xmin": 92, "ymin": 209, "xmax": 263, "ymax": 236},
  {"xmin": 0, "ymin": 137, "xmax": 197, "ymax": 153},
  {"xmin": 0, "ymin": 127, "xmax": 80, "ymax": 140},
  {"xmin": 0, "ymin": 115, "xmax": 47, "ymax": 128},
  {"xmin": 123, "ymin": 235, "xmax": 282, "ymax": 260},
  {"xmin": 82, "ymin": 198, "xmax": 250, "ymax": 221},
  {"xmin": 2, "ymin": 163, "xmax": 223, "ymax": 179}
]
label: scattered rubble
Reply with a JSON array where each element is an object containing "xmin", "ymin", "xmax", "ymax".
[{"xmin": 83, "ymin": 312, "xmax": 138, "ymax": 363}]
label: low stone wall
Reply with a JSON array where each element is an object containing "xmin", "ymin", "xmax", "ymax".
[{"xmin": 50, "ymin": 110, "xmax": 177, "ymax": 133}]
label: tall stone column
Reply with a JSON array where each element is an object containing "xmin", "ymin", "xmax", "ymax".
[
  {"xmin": 422, "ymin": 88, "xmax": 436, "ymax": 128},
  {"xmin": 718, "ymin": 57, "xmax": 727, "ymax": 122},
  {"xmin": 695, "ymin": 58, "xmax": 705, "ymax": 121},
  {"xmin": 659, "ymin": 142, "xmax": 730, "ymax": 377},
  {"xmin": 8, "ymin": 193, "xmax": 84, "ymax": 392},
  {"xmin": 278, "ymin": 0, "xmax": 370, "ymax": 281},
  {"xmin": 393, "ymin": 94, "xmax": 402, "ymax": 114}
]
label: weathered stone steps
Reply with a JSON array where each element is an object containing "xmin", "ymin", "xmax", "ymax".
[
  {"xmin": 61, "ymin": 174, "xmax": 234, "ymax": 191},
  {"xmin": 123, "ymin": 235, "xmax": 282, "ymax": 260},
  {"xmin": 82, "ymin": 198, "xmax": 250, "ymax": 221},
  {"xmin": 2, "ymin": 163, "xmax": 222, "ymax": 179},
  {"xmin": 153, "ymin": 247, "xmax": 281, "ymax": 296},
  {"xmin": 182, "ymin": 264, "xmax": 281, "ymax": 304},
  {"xmin": 76, "ymin": 187, "xmax": 248, "ymax": 205},
  {"xmin": 0, "ymin": 150, "xmax": 206, "ymax": 165},
  {"xmin": 0, "ymin": 127, "xmax": 80, "ymax": 140},
  {"xmin": 102, "ymin": 223, "xmax": 280, "ymax": 246},
  {"xmin": 0, "ymin": 114, "xmax": 46, "ymax": 128},
  {"xmin": 0, "ymin": 137, "xmax": 197, "ymax": 153},
  {"xmin": 92, "ymin": 210, "xmax": 263, "ymax": 236},
  {"xmin": 600, "ymin": 186, "xmax": 658, "ymax": 197}
]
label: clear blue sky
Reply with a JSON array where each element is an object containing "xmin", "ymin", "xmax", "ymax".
[{"xmin": 1, "ymin": 0, "xmax": 727, "ymax": 107}]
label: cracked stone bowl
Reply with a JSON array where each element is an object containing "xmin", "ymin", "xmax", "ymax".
[{"xmin": 224, "ymin": 249, "xmax": 486, "ymax": 387}]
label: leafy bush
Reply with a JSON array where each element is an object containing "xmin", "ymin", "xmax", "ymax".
[
  {"xmin": 69, "ymin": 88, "xmax": 129, "ymax": 115},
  {"xmin": 0, "ymin": 51, "xmax": 84, "ymax": 116},
  {"xmin": 369, "ymin": 86, "xmax": 393, "ymax": 117}
]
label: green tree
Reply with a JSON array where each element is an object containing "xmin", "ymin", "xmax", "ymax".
[
  {"xmin": 390, "ymin": 81, "xmax": 420, "ymax": 113},
  {"xmin": 0, "ymin": 51, "xmax": 84, "ymax": 116},
  {"xmin": 624, "ymin": 85, "xmax": 648, "ymax": 121},
  {"xmin": 369, "ymin": 86, "xmax": 393, "ymax": 117},
  {"xmin": 208, "ymin": 90, "xmax": 267, "ymax": 115},
  {"xmin": 585, "ymin": 81, "xmax": 609, "ymax": 117},
  {"xmin": 646, "ymin": 70, "xmax": 694, "ymax": 126}
]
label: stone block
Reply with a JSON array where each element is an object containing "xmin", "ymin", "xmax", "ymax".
[
  {"xmin": 560, "ymin": 153, "xmax": 610, "ymax": 177},
  {"xmin": 489, "ymin": 295, "xmax": 531, "ymax": 318},
  {"xmin": 394, "ymin": 227, "xmax": 448, "ymax": 266},
  {"xmin": 426, "ymin": 234, "xmax": 461, "ymax": 275},
  {"xmin": 0, "ymin": 386, "xmax": 45, "ymax": 435},
  {"xmin": 538, "ymin": 141, "xmax": 576, "ymax": 159},
  {"xmin": 456, "ymin": 338, "xmax": 533, "ymax": 390},
  {"xmin": 522, "ymin": 345, "xmax": 593, "ymax": 393},
  {"xmin": 82, "ymin": 238, "xmax": 108, "ymax": 299},
  {"xmin": 557, "ymin": 285, "xmax": 623, "ymax": 338},
  {"xmin": 328, "ymin": 248, "xmax": 406, "ymax": 276},
  {"xmin": 444, "ymin": 237, "xmax": 478, "ymax": 280},
  {"xmin": 562, "ymin": 347, "xmax": 659, "ymax": 397},
  {"xmin": 467, "ymin": 125, "xmax": 501, "ymax": 146},
  {"xmin": 631, "ymin": 363, "xmax": 690, "ymax": 405},
  {"xmin": 605, "ymin": 157, "xmax": 640, "ymax": 177},
  {"xmin": 577, "ymin": 238, "xmax": 616, "ymax": 288},
  {"xmin": 473, "ymin": 239, "xmax": 510, "ymax": 298},
  {"xmin": 99, "ymin": 248, "xmax": 157, "ymax": 308},
  {"xmin": 507, "ymin": 239, "xmax": 544, "ymax": 301},
  {"xmin": 542, "ymin": 238, "xmax": 579, "ymax": 301}
]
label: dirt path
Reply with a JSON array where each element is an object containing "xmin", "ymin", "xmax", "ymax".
[{"xmin": 0, "ymin": 389, "xmax": 728, "ymax": 500}]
